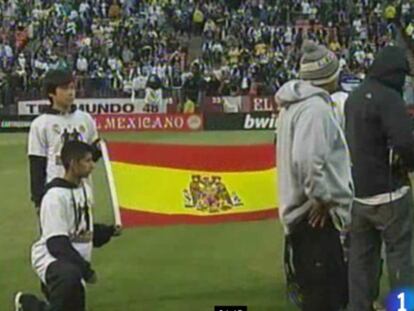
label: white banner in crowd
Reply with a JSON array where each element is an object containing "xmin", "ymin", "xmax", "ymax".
[
  {"xmin": 222, "ymin": 97, "xmax": 242, "ymax": 113},
  {"xmin": 18, "ymin": 98, "xmax": 169, "ymax": 116}
]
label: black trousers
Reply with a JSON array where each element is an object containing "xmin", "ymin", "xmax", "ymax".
[
  {"xmin": 287, "ymin": 218, "xmax": 348, "ymax": 311},
  {"xmin": 43, "ymin": 260, "xmax": 86, "ymax": 311}
]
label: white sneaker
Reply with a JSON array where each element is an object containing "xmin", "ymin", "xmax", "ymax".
[
  {"xmin": 14, "ymin": 292, "xmax": 24, "ymax": 311},
  {"xmin": 14, "ymin": 292, "xmax": 40, "ymax": 311}
]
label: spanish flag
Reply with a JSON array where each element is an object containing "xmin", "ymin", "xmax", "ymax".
[{"xmin": 108, "ymin": 142, "xmax": 278, "ymax": 227}]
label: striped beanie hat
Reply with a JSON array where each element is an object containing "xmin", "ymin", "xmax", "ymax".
[{"xmin": 299, "ymin": 41, "xmax": 340, "ymax": 86}]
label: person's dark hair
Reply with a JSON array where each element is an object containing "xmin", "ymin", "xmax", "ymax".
[
  {"xmin": 43, "ymin": 69, "xmax": 74, "ymax": 104},
  {"xmin": 61, "ymin": 141, "xmax": 93, "ymax": 170}
]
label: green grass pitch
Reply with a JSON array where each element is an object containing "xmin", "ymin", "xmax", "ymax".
[{"xmin": 0, "ymin": 131, "xmax": 389, "ymax": 311}]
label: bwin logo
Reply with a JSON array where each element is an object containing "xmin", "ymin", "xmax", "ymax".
[{"xmin": 243, "ymin": 114, "xmax": 277, "ymax": 129}]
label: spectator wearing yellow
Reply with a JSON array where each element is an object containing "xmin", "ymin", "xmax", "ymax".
[
  {"xmin": 384, "ymin": 3, "xmax": 396, "ymax": 21},
  {"xmin": 255, "ymin": 42, "xmax": 267, "ymax": 56},
  {"xmin": 227, "ymin": 46, "xmax": 240, "ymax": 65},
  {"xmin": 329, "ymin": 37, "xmax": 341, "ymax": 53},
  {"xmin": 183, "ymin": 97, "xmax": 196, "ymax": 114},
  {"xmin": 193, "ymin": 7, "xmax": 204, "ymax": 35}
]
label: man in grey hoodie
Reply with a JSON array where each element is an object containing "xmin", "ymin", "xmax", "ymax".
[{"xmin": 276, "ymin": 41, "xmax": 353, "ymax": 311}]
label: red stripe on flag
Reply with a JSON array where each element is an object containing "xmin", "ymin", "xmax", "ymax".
[
  {"xmin": 108, "ymin": 142, "xmax": 276, "ymax": 172},
  {"xmin": 120, "ymin": 208, "xmax": 278, "ymax": 227}
]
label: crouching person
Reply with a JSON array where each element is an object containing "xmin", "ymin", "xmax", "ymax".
[{"xmin": 15, "ymin": 140, "xmax": 117, "ymax": 311}]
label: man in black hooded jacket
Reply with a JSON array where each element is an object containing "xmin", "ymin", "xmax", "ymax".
[{"xmin": 345, "ymin": 46, "xmax": 414, "ymax": 311}]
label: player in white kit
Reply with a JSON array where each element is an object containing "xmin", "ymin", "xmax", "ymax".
[
  {"xmin": 15, "ymin": 140, "xmax": 116, "ymax": 311},
  {"xmin": 28, "ymin": 69, "xmax": 101, "ymax": 212}
]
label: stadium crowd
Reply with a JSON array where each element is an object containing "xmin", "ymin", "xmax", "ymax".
[{"xmin": 0, "ymin": 0, "xmax": 413, "ymax": 108}]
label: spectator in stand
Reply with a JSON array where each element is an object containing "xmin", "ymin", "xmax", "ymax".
[
  {"xmin": 182, "ymin": 94, "xmax": 196, "ymax": 113},
  {"xmin": 183, "ymin": 61, "xmax": 204, "ymax": 110},
  {"xmin": 144, "ymin": 73, "xmax": 163, "ymax": 112},
  {"xmin": 0, "ymin": 0, "xmax": 412, "ymax": 109},
  {"xmin": 108, "ymin": 0, "xmax": 122, "ymax": 20}
]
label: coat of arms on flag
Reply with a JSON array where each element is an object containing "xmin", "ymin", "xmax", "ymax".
[{"xmin": 183, "ymin": 175, "xmax": 243, "ymax": 213}]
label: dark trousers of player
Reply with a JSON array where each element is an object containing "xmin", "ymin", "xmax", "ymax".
[
  {"xmin": 348, "ymin": 192, "xmax": 414, "ymax": 311},
  {"xmin": 43, "ymin": 260, "xmax": 86, "ymax": 311},
  {"xmin": 289, "ymin": 217, "xmax": 348, "ymax": 311}
]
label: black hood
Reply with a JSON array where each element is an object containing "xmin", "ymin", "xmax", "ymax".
[
  {"xmin": 44, "ymin": 178, "xmax": 79, "ymax": 194},
  {"xmin": 367, "ymin": 46, "xmax": 409, "ymax": 93}
]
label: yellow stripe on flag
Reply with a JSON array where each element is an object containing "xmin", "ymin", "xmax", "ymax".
[{"xmin": 112, "ymin": 162, "xmax": 278, "ymax": 216}]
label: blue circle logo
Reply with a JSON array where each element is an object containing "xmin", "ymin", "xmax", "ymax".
[{"xmin": 386, "ymin": 288, "xmax": 414, "ymax": 311}]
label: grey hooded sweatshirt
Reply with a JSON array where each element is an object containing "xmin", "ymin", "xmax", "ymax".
[{"xmin": 276, "ymin": 80, "xmax": 353, "ymax": 234}]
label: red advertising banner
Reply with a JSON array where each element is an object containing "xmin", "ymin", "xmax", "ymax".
[
  {"xmin": 202, "ymin": 96, "xmax": 225, "ymax": 113},
  {"xmin": 246, "ymin": 96, "xmax": 276, "ymax": 112},
  {"xmin": 95, "ymin": 114, "xmax": 204, "ymax": 132}
]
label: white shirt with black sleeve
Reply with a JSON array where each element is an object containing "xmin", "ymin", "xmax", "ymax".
[{"xmin": 31, "ymin": 179, "xmax": 94, "ymax": 283}]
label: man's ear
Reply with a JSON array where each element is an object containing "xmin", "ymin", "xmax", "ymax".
[{"xmin": 48, "ymin": 93, "xmax": 55, "ymax": 102}]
